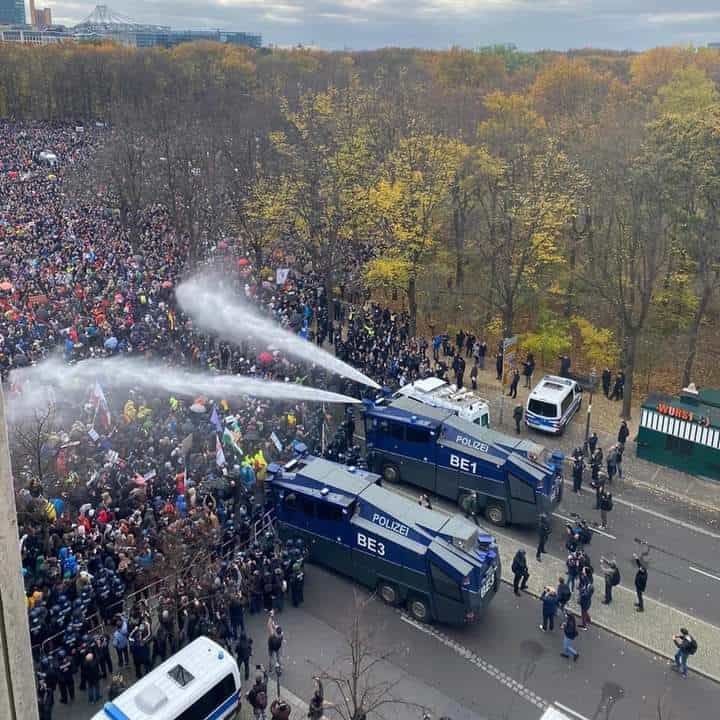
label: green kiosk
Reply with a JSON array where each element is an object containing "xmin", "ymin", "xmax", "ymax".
[{"xmin": 637, "ymin": 384, "xmax": 720, "ymax": 480}]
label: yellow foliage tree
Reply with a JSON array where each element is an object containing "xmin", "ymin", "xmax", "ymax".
[
  {"xmin": 367, "ymin": 133, "xmax": 464, "ymax": 334},
  {"xmin": 630, "ymin": 47, "xmax": 692, "ymax": 96},
  {"xmin": 654, "ymin": 66, "xmax": 719, "ymax": 116}
]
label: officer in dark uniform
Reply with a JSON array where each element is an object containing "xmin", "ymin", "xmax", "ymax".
[
  {"xmin": 536, "ymin": 514, "xmax": 551, "ymax": 562},
  {"xmin": 57, "ymin": 649, "xmax": 75, "ymax": 704},
  {"xmin": 290, "ymin": 552, "xmax": 305, "ymax": 607}
]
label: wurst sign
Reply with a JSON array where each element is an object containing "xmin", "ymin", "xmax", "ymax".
[{"xmin": 656, "ymin": 402, "xmax": 711, "ymax": 427}]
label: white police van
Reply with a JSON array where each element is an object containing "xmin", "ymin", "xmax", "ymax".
[
  {"xmin": 394, "ymin": 377, "xmax": 491, "ymax": 427},
  {"xmin": 525, "ymin": 375, "xmax": 582, "ymax": 435},
  {"xmin": 92, "ymin": 637, "xmax": 241, "ymax": 720}
]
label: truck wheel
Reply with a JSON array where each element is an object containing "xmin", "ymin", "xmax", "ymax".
[
  {"xmin": 485, "ymin": 503, "xmax": 507, "ymax": 526},
  {"xmin": 407, "ymin": 596, "xmax": 430, "ymax": 623},
  {"xmin": 381, "ymin": 463, "xmax": 400, "ymax": 484},
  {"xmin": 378, "ymin": 582, "xmax": 399, "ymax": 606}
]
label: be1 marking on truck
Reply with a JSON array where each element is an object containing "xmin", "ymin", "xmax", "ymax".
[
  {"xmin": 450, "ymin": 454, "xmax": 478, "ymax": 474},
  {"xmin": 372, "ymin": 513, "xmax": 410, "ymax": 537},
  {"xmin": 357, "ymin": 532, "xmax": 386, "ymax": 556}
]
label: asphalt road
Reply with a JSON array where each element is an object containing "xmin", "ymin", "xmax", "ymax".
[{"xmin": 55, "ymin": 565, "xmax": 719, "ymax": 720}]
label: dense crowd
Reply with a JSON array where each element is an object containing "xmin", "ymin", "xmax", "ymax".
[{"xmin": 0, "ymin": 122, "xmax": 459, "ymax": 719}]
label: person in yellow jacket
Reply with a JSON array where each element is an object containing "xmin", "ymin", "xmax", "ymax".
[{"xmin": 123, "ymin": 399, "xmax": 137, "ymax": 423}]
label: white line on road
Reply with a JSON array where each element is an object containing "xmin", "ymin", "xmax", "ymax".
[
  {"xmin": 553, "ymin": 701, "xmax": 592, "ymax": 720},
  {"xmin": 553, "ymin": 512, "xmax": 617, "ymax": 540},
  {"xmin": 689, "ymin": 566, "xmax": 720, "ymax": 583},
  {"xmin": 399, "ymin": 614, "xmax": 549, "ymax": 712}
]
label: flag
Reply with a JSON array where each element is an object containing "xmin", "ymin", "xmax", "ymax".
[
  {"xmin": 215, "ymin": 435, "xmax": 226, "ymax": 468},
  {"xmin": 223, "ymin": 427, "xmax": 243, "ymax": 456},
  {"xmin": 90, "ymin": 380, "xmax": 112, "ymax": 430},
  {"xmin": 210, "ymin": 407, "xmax": 222, "ymax": 433}
]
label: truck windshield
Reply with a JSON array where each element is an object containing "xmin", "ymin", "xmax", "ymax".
[{"xmin": 528, "ymin": 399, "xmax": 558, "ymax": 418}]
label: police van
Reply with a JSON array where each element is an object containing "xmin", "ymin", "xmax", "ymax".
[
  {"xmin": 393, "ymin": 377, "xmax": 490, "ymax": 427},
  {"xmin": 92, "ymin": 637, "xmax": 241, "ymax": 720},
  {"xmin": 526, "ymin": 375, "xmax": 583, "ymax": 435},
  {"xmin": 364, "ymin": 396, "xmax": 563, "ymax": 526},
  {"xmin": 268, "ymin": 455, "xmax": 500, "ymax": 625}
]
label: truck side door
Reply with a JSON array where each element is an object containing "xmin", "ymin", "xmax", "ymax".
[
  {"xmin": 402, "ymin": 424, "xmax": 437, "ymax": 492},
  {"xmin": 507, "ymin": 473, "xmax": 537, "ymax": 525},
  {"xmin": 311, "ymin": 499, "xmax": 353, "ymax": 574}
]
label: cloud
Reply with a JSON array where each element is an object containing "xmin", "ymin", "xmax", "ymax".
[{"xmin": 43, "ymin": 0, "xmax": 720, "ymax": 49}]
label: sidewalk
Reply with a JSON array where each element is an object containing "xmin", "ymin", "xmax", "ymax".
[{"xmin": 471, "ymin": 367, "xmax": 720, "ymax": 515}]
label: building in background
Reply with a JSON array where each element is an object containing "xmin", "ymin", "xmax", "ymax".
[
  {"xmin": 73, "ymin": 4, "xmax": 261, "ymax": 49},
  {"xmin": 0, "ymin": 26, "xmax": 69, "ymax": 43},
  {"xmin": 0, "ymin": 0, "xmax": 25, "ymax": 25},
  {"xmin": 33, "ymin": 7, "xmax": 52, "ymax": 27}
]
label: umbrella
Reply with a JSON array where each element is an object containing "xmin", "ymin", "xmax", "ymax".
[
  {"xmin": 104, "ymin": 336, "xmax": 118, "ymax": 351},
  {"xmin": 0, "ymin": 281, "xmax": 12, "ymax": 291},
  {"xmin": 238, "ymin": 258, "xmax": 250, "ymax": 267},
  {"xmin": 258, "ymin": 351, "xmax": 273, "ymax": 366},
  {"xmin": 190, "ymin": 402, "xmax": 206, "ymax": 414}
]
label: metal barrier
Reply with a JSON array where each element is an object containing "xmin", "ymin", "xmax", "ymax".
[{"xmin": 38, "ymin": 610, "xmax": 103, "ymax": 657}]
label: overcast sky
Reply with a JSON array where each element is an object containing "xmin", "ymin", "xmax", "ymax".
[{"xmin": 43, "ymin": 1, "xmax": 720, "ymax": 50}]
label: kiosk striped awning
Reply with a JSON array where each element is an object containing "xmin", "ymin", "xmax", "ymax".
[{"xmin": 640, "ymin": 408, "xmax": 720, "ymax": 450}]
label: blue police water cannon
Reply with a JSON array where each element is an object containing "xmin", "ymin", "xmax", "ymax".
[{"xmin": 269, "ymin": 455, "xmax": 500, "ymax": 626}]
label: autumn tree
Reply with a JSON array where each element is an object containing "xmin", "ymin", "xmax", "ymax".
[
  {"xmin": 630, "ymin": 47, "xmax": 692, "ymax": 96},
  {"xmin": 654, "ymin": 67, "xmax": 719, "ymax": 117},
  {"xmin": 581, "ymin": 126, "xmax": 673, "ymax": 419},
  {"xmin": 272, "ymin": 81, "xmax": 375, "ymax": 299},
  {"xmin": 474, "ymin": 93, "xmax": 584, "ymax": 336},
  {"xmin": 365, "ymin": 132, "xmax": 462, "ymax": 334},
  {"xmin": 646, "ymin": 109, "xmax": 720, "ymax": 386}
]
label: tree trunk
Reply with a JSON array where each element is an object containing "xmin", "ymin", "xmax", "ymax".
[
  {"xmin": 564, "ymin": 235, "xmax": 577, "ymax": 319},
  {"xmin": 502, "ymin": 304, "xmax": 514, "ymax": 338},
  {"xmin": 682, "ymin": 284, "xmax": 712, "ymax": 388},
  {"xmin": 408, "ymin": 276, "xmax": 418, "ymax": 337},
  {"xmin": 453, "ymin": 206, "xmax": 465, "ymax": 293},
  {"xmin": 622, "ymin": 329, "xmax": 639, "ymax": 420}
]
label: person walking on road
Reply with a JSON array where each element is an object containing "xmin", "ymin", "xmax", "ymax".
[
  {"xmin": 671, "ymin": 628, "xmax": 697, "ymax": 678},
  {"xmin": 587, "ymin": 432, "xmax": 599, "ymax": 456},
  {"xmin": 540, "ymin": 587, "xmax": 558, "ymax": 631},
  {"xmin": 247, "ymin": 668, "xmax": 269, "ymax": 720},
  {"xmin": 578, "ymin": 580, "xmax": 593, "ymax": 629},
  {"xmin": 600, "ymin": 557, "xmax": 620, "ymax": 605},
  {"xmin": 634, "ymin": 555, "xmax": 648, "ymax": 612},
  {"xmin": 267, "ymin": 611, "xmax": 284, "ymax": 672},
  {"xmin": 512, "ymin": 549, "xmax": 530, "ymax": 595},
  {"xmin": 561, "ymin": 610, "xmax": 580, "ymax": 661},
  {"xmin": 536, "ymin": 514, "xmax": 551, "ymax": 562},
  {"xmin": 599, "ymin": 489, "xmax": 613, "ymax": 529},
  {"xmin": 513, "ymin": 404, "xmax": 523, "ymax": 434},
  {"xmin": 566, "ymin": 552, "xmax": 580, "ymax": 592},
  {"xmin": 615, "ymin": 443, "xmax": 625, "ymax": 480},
  {"xmin": 557, "ymin": 576, "xmax": 572, "ymax": 610},
  {"xmin": 470, "ymin": 359, "xmax": 479, "ymax": 390}
]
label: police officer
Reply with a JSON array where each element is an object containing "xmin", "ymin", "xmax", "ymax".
[
  {"xmin": 461, "ymin": 491, "xmax": 480, "ymax": 525},
  {"xmin": 513, "ymin": 404, "xmax": 523, "ymax": 434},
  {"xmin": 536, "ymin": 514, "xmax": 551, "ymax": 562},
  {"xmin": 57, "ymin": 649, "xmax": 75, "ymax": 704},
  {"xmin": 572, "ymin": 449, "xmax": 584, "ymax": 494},
  {"xmin": 290, "ymin": 553, "xmax": 305, "ymax": 607},
  {"xmin": 511, "ymin": 549, "xmax": 529, "ymax": 595}
]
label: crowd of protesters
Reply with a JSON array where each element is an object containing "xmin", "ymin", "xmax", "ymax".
[{"xmin": 0, "ymin": 121, "xmax": 459, "ymax": 718}]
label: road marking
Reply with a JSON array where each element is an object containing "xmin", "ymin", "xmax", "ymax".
[
  {"xmin": 690, "ymin": 566, "xmax": 720, "ymax": 583},
  {"xmin": 561, "ymin": 479, "xmax": 720, "ymax": 541},
  {"xmin": 554, "ymin": 701, "xmax": 592, "ymax": 720},
  {"xmin": 553, "ymin": 512, "xmax": 617, "ymax": 540},
  {"xmin": 399, "ymin": 614, "xmax": 549, "ymax": 712}
]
